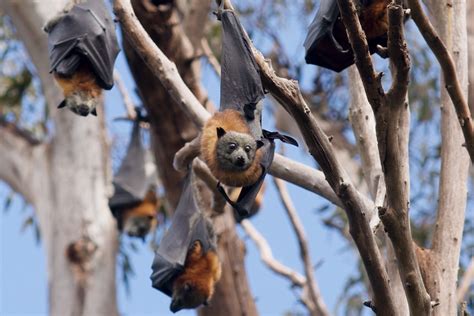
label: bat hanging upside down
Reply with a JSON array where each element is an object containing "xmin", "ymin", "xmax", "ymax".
[
  {"xmin": 170, "ymin": 240, "xmax": 221, "ymax": 313},
  {"xmin": 45, "ymin": 0, "xmax": 120, "ymax": 116},
  {"xmin": 304, "ymin": 0, "xmax": 404, "ymax": 72}
]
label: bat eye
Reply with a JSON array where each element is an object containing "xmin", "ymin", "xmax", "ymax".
[
  {"xmin": 228, "ymin": 143, "xmax": 237, "ymax": 151},
  {"xmin": 244, "ymin": 145, "xmax": 251, "ymax": 153}
]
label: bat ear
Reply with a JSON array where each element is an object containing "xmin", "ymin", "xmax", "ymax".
[
  {"xmin": 216, "ymin": 127, "xmax": 226, "ymax": 138},
  {"xmin": 57, "ymin": 100, "xmax": 67, "ymax": 109},
  {"xmin": 91, "ymin": 108, "xmax": 97, "ymax": 116},
  {"xmin": 256, "ymin": 140, "xmax": 264, "ymax": 149}
]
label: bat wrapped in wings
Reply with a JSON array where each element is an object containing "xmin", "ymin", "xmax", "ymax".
[
  {"xmin": 200, "ymin": 7, "xmax": 298, "ymax": 221},
  {"xmin": 44, "ymin": 0, "xmax": 120, "ymax": 116},
  {"xmin": 304, "ymin": 0, "xmax": 393, "ymax": 72},
  {"xmin": 109, "ymin": 113, "xmax": 159, "ymax": 239},
  {"xmin": 150, "ymin": 171, "xmax": 221, "ymax": 313}
]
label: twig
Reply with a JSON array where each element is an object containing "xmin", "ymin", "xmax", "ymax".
[
  {"xmin": 240, "ymin": 219, "xmax": 316, "ymax": 312},
  {"xmin": 201, "ymin": 38, "xmax": 221, "ymax": 77},
  {"xmin": 273, "ymin": 178, "xmax": 330, "ymax": 316},
  {"xmin": 113, "ymin": 71, "xmax": 137, "ymax": 119},
  {"xmin": 407, "ymin": 0, "xmax": 474, "ymax": 163},
  {"xmin": 457, "ymin": 257, "xmax": 474, "ymax": 303}
]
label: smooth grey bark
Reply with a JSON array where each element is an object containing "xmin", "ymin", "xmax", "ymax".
[
  {"xmin": 0, "ymin": 1, "xmax": 118, "ymax": 315},
  {"xmin": 424, "ymin": 0, "xmax": 470, "ymax": 315}
]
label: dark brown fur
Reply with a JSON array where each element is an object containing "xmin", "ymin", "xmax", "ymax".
[{"xmin": 359, "ymin": 0, "xmax": 391, "ymax": 40}]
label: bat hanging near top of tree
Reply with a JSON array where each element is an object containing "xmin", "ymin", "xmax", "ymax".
[
  {"xmin": 44, "ymin": 0, "xmax": 120, "ymax": 116},
  {"xmin": 304, "ymin": 0, "xmax": 408, "ymax": 72}
]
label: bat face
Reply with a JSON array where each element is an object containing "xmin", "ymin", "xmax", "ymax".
[
  {"xmin": 170, "ymin": 282, "xmax": 209, "ymax": 313},
  {"xmin": 120, "ymin": 194, "xmax": 159, "ymax": 239},
  {"xmin": 215, "ymin": 128, "xmax": 258, "ymax": 172},
  {"xmin": 123, "ymin": 214, "xmax": 157, "ymax": 239}
]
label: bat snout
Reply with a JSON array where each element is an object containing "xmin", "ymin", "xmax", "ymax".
[
  {"xmin": 76, "ymin": 105, "xmax": 91, "ymax": 116},
  {"xmin": 235, "ymin": 156, "xmax": 246, "ymax": 167}
]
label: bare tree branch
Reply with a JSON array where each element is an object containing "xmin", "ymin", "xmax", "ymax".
[
  {"xmin": 336, "ymin": 1, "xmax": 431, "ymax": 314},
  {"xmin": 406, "ymin": 0, "xmax": 474, "ymax": 163},
  {"xmin": 273, "ymin": 177, "xmax": 329, "ymax": 316},
  {"xmin": 457, "ymin": 258, "xmax": 474, "ymax": 303},
  {"xmin": 348, "ymin": 66, "xmax": 383, "ymax": 231},
  {"xmin": 201, "ymin": 38, "xmax": 221, "ymax": 77},
  {"xmin": 113, "ymin": 0, "xmax": 211, "ymax": 128},
  {"xmin": 240, "ymin": 220, "xmax": 319, "ymax": 312},
  {"xmin": 0, "ymin": 119, "xmax": 44, "ymax": 203},
  {"xmin": 113, "ymin": 71, "xmax": 137, "ymax": 119},
  {"xmin": 251, "ymin": 50, "xmax": 399, "ymax": 316}
]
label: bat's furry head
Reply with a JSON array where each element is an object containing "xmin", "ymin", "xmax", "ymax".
[
  {"xmin": 170, "ymin": 281, "xmax": 210, "ymax": 313},
  {"xmin": 120, "ymin": 190, "xmax": 159, "ymax": 240},
  {"xmin": 215, "ymin": 127, "xmax": 262, "ymax": 172},
  {"xmin": 122, "ymin": 214, "xmax": 157, "ymax": 240}
]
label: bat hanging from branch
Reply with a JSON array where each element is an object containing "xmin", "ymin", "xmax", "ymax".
[
  {"xmin": 150, "ymin": 171, "xmax": 221, "ymax": 313},
  {"xmin": 304, "ymin": 0, "xmax": 405, "ymax": 72},
  {"xmin": 200, "ymin": 4, "xmax": 298, "ymax": 221},
  {"xmin": 109, "ymin": 109, "xmax": 159, "ymax": 240},
  {"xmin": 44, "ymin": 0, "xmax": 120, "ymax": 116}
]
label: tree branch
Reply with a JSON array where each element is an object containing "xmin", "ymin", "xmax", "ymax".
[
  {"xmin": 113, "ymin": 71, "xmax": 137, "ymax": 119},
  {"xmin": 273, "ymin": 178, "xmax": 329, "ymax": 316},
  {"xmin": 240, "ymin": 219, "xmax": 318, "ymax": 312},
  {"xmin": 457, "ymin": 258, "xmax": 474, "ymax": 304},
  {"xmin": 336, "ymin": 1, "xmax": 431, "ymax": 314},
  {"xmin": 0, "ymin": 118, "xmax": 43, "ymax": 203},
  {"xmin": 251, "ymin": 50, "xmax": 399, "ymax": 315},
  {"xmin": 406, "ymin": 0, "xmax": 474, "ymax": 163}
]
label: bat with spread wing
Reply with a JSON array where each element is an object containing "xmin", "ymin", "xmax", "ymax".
[
  {"xmin": 109, "ymin": 112, "xmax": 159, "ymax": 240},
  {"xmin": 201, "ymin": 7, "xmax": 298, "ymax": 221},
  {"xmin": 304, "ymin": 0, "xmax": 392, "ymax": 72},
  {"xmin": 45, "ymin": 0, "xmax": 120, "ymax": 116},
  {"xmin": 150, "ymin": 171, "xmax": 221, "ymax": 313}
]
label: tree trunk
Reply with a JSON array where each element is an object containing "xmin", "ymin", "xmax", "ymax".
[
  {"xmin": 0, "ymin": 1, "xmax": 118, "ymax": 315},
  {"xmin": 424, "ymin": 1, "xmax": 470, "ymax": 315}
]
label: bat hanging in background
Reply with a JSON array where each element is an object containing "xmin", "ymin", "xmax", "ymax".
[
  {"xmin": 151, "ymin": 171, "xmax": 221, "ymax": 313},
  {"xmin": 109, "ymin": 111, "xmax": 159, "ymax": 240},
  {"xmin": 44, "ymin": 0, "xmax": 120, "ymax": 116},
  {"xmin": 200, "ymin": 5, "xmax": 298, "ymax": 221},
  {"xmin": 304, "ymin": 0, "xmax": 396, "ymax": 72}
]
